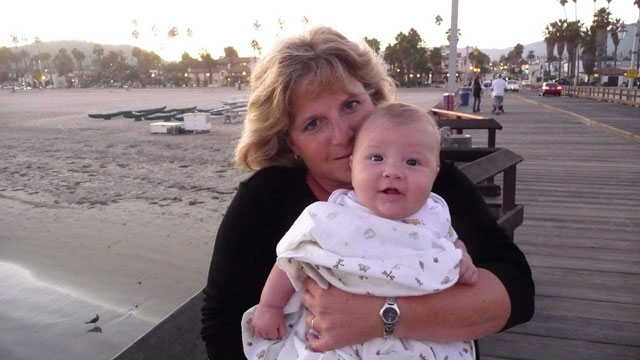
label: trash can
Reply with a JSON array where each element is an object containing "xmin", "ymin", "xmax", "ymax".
[
  {"xmin": 443, "ymin": 93, "xmax": 455, "ymax": 111},
  {"xmin": 459, "ymin": 87, "xmax": 471, "ymax": 106}
]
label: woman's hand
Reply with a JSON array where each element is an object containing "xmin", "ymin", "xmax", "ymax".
[{"xmin": 302, "ymin": 278, "xmax": 381, "ymax": 352}]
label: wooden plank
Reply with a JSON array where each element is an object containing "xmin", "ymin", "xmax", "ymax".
[
  {"xmin": 518, "ymin": 243, "xmax": 640, "ymax": 263},
  {"xmin": 479, "ymin": 332, "xmax": 640, "ymax": 360},
  {"xmin": 531, "ymin": 267, "xmax": 640, "ymax": 304},
  {"xmin": 441, "ymin": 147, "xmax": 498, "ymax": 162},
  {"xmin": 458, "ymin": 149, "xmax": 523, "ymax": 184},
  {"xmin": 534, "ymin": 296, "xmax": 640, "ymax": 323},
  {"xmin": 497, "ymin": 205, "xmax": 524, "ymax": 235},
  {"xmin": 436, "ymin": 118, "xmax": 503, "ymax": 130},
  {"xmin": 112, "ymin": 292, "xmax": 207, "ymax": 360},
  {"xmin": 431, "ymin": 108, "xmax": 487, "ymax": 120},
  {"xmin": 514, "ymin": 313, "xmax": 640, "ymax": 346},
  {"xmin": 525, "ymin": 253, "xmax": 640, "ymax": 274}
]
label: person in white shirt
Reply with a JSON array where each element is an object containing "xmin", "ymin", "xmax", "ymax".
[{"xmin": 491, "ymin": 74, "xmax": 507, "ymax": 114}]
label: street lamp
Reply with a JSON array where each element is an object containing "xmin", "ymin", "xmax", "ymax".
[{"xmin": 616, "ymin": 26, "xmax": 627, "ymax": 68}]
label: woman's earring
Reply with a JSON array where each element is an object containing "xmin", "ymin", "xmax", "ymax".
[{"xmin": 294, "ymin": 154, "xmax": 302, "ymax": 161}]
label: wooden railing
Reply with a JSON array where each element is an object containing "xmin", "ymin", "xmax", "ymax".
[{"xmin": 563, "ymin": 86, "xmax": 640, "ymax": 106}]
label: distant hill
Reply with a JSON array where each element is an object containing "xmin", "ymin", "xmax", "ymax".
[
  {"xmin": 478, "ymin": 23, "xmax": 638, "ymax": 61},
  {"xmin": 12, "ymin": 40, "xmax": 145, "ymax": 64}
]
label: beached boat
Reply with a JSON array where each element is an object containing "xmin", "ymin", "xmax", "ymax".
[
  {"xmin": 144, "ymin": 112, "xmax": 181, "ymax": 121},
  {"xmin": 208, "ymin": 106, "xmax": 230, "ymax": 116},
  {"xmin": 123, "ymin": 106, "xmax": 167, "ymax": 120},
  {"xmin": 88, "ymin": 111, "xmax": 130, "ymax": 120},
  {"xmin": 163, "ymin": 106, "xmax": 197, "ymax": 113}
]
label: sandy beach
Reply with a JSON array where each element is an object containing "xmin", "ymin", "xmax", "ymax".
[{"xmin": 0, "ymin": 87, "xmax": 444, "ymax": 359}]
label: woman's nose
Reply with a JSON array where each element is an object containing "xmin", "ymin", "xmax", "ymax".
[{"xmin": 330, "ymin": 118, "xmax": 354, "ymax": 145}]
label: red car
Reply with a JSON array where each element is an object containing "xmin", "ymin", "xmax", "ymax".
[{"xmin": 539, "ymin": 82, "xmax": 562, "ymax": 96}]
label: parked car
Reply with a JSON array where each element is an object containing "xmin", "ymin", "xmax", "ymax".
[
  {"xmin": 556, "ymin": 78, "xmax": 571, "ymax": 85},
  {"xmin": 482, "ymin": 80, "xmax": 492, "ymax": 89},
  {"xmin": 506, "ymin": 80, "xmax": 519, "ymax": 92},
  {"xmin": 539, "ymin": 82, "xmax": 562, "ymax": 96},
  {"xmin": 521, "ymin": 80, "xmax": 531, "ymax": 87}
]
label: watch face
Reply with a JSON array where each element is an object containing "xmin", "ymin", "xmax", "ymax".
[{"xmin": 382, "ymin": 307, "xmax": 398, "ymax": 323}]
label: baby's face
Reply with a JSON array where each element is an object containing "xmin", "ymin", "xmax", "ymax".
[{"xmin": 350, "ymin": 117, "xmax": 439, "ymax": 220}]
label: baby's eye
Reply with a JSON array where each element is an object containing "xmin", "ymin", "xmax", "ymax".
[
  {"xmin": 406, "ymin": 159, "xmax": 418, "ymax": 166},
  {"xmin": 370, "ymin": 155, "xmax": 383, "ymax": 161}
]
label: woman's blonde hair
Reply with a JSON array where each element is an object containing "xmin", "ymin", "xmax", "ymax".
[{"xmin": 234, "ymin": 26, "xmax": 396, "ymax": 170}]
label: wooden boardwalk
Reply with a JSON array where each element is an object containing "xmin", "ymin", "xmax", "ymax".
[
  {"xmin": 458, "ymin": 90, "xmax": 640, "ymax": 359},
  {"xmin": 115, "ymin": 88, "xmax": 639, "ymax": 360}
]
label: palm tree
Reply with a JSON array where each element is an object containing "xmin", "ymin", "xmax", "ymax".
[
  {"xmin": 565, "ymin": 20, "xmax": 583, "ymax": 79},
  {"xmin": 18, "ymin": 49, "xmax": 30, "ymax": 71},
  {"xmin": 555, "ymin": 20, "xmax": 568, "ymax": 78},
  {"xmin": 92, "ymin": 44, "xmax": 104, "ymax": 62},
  {"xmin": 71, "ymin": 48, "xmax": 85, "ymax": 86},
  {"xmin": 559, "ymin": 0, "xmax": 569, "ymax": 19},
  {"xmin": 592, "ymin": 7, "xmax": 611, "ymax": 73},
  {"xmin": 364, "ymin": 37, "xmax": 381, "ymax": 54},
  {"xmin": 199, "ymin": 50, "xmax": 216, "ymax": 86},
  {"xmin": 445, "ymin": 28, "xmax": 462, "ymax": 43},
  {"xmin": 544, "ymin": 22, "xmax": 558, "ymax": 79},
  {"xmin": 581, "ymin": 25, "xmax": 597, "ymax": 83},
  {"xmin": 428, "ymin": 47, "xmax": 444, "ymax": 83},
  {"xmin": 250, "ymin": 40, "xmax": 262, "ymax": 60},
  {"xmin": 572, "ymin": 0, "xmax": 578, "ymax": 21},
  {"xmin": 71, "ymin": 48, "xmax": 85, "ymax": 72},
  {"xmin": 609, "ymin": 18, "xmax": 624, "ymax": 68},
  {"xmin": 527, "ymin": 50, "xmax": 536, "ymax": 62}
]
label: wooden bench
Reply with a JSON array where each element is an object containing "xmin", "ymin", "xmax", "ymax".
[
  {"xmin": 441, "ymin": 147, "xmax": 524, "ymax": 236},
  {"xmin": 431, "ymin": 108, "xmax": 503, "ymax": 148}
]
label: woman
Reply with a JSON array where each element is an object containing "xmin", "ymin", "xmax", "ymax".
[
  {"xmin": 472, "ymin": 76, "xmax": 482, "ymax": 113},
  {"xmin": 201, "ymin": 26, "xmax": 534, "ymax": 359}
]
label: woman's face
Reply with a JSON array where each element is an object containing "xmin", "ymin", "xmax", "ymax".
[{"xmin": 287, "ymin": 75, "xmax": 375, "ymax": 194}]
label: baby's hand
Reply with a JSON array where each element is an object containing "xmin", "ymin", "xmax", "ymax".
[
  {"xmin": 251, "ymin": 304, "xmax": 288, "ymax": 340},
  {"xmin": 457, "ymin": 252, "xmax": 478, "ymax": 285}
]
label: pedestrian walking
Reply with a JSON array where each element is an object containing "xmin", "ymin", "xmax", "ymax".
[
  {"xmin": 491, "ymin": 74, "xmax": 507, "ymax": 115},
  {"xmin": 472, "ymin": 76, "xmax": 482, "ymax": 113}
]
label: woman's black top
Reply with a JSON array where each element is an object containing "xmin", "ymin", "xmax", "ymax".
[
  {"xmin": 473, "ymin": 79, "xmax": 482, "ymax": 97},
  {"xmin": 201, "ymin": 162, "xmax": 534, "ymax": 359}
]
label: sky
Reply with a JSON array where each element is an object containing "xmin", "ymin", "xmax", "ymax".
[{"xmin": 2, "ymin": 0, "xmax": 639, "ymax": 61}]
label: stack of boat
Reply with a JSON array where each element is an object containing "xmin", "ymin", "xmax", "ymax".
[{"xmin": 88, "ymin": 106, "xmax": 232, "ymax": 121}]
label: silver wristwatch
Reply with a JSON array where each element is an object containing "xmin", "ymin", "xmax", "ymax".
[{"xmin": 379, "ymin": 297, "xmax": 400, "ymax": 338}]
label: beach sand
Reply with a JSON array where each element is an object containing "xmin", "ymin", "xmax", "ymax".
[{"xmin": 0, "ymin": 87, "xmax": 444, "ymax": 359}]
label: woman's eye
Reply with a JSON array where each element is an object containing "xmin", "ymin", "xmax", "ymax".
[
  {"xmin": 406, "ymin": 159, "xmax": 418, "ymax": 166},
  {"xmin": 344, "ymin": 100, "xmax": 359, "ymax": 111},
  {"xmin": 370, "ymin": 155, "xmax": 383, "ymax": 161},
  {"xmin": 304, "ymin": 119, "xmax": 319, "ymax": 131}
]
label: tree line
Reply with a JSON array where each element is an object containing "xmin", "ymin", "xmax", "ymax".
[
  {"xmin": 2, "ymin": 27, "xmax": 511, "ymax": 88},
  {"xmin": 545, "ymin": 0, "xmax": 640, "ymax": 83}
]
